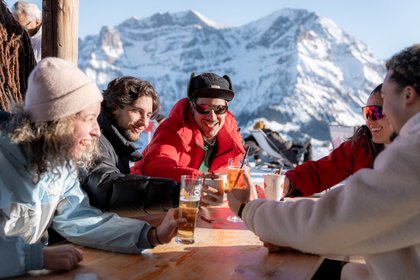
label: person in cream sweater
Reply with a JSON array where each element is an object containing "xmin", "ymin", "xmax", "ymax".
[{"xmin": 228, "ymin": 44, "xmax": 420, "ymax": 280}]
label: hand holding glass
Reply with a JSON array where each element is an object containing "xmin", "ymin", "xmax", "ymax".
[
  {"xmin": 202, "ymin": 173, "xmax": 227, "ymax": 206},
  {"xmin": 226, "ymin": 158, "xmax": 250, "ymax": 222}
]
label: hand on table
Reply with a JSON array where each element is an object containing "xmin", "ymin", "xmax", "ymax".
[
  {"xmin": 227, "ymin": 170, "xmax": 252, "ymax": 216},
  {"xmin": 155, "ymin": 208, "xmax": 187, "ymax": 244},
  {"xmin": 43, "ymin": 244, "xmax": 83, "ymax": 271}
]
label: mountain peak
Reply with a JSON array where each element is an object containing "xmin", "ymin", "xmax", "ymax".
[
  {"xmin": 182, "ymin": 10, "xmax": 225, "ymax": 28},
  {"xmin": 121, "ymin": 10, "xmax": 223, "ymax": 29},
  {"xmin": 80, "ymin": 9, "xmax": 384, "ymax": 141}
]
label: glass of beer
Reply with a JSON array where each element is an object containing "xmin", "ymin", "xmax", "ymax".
[
  {"xmin": 226, "ymin": 158, "xmax": 250, "ymax": 222},
  {"xmin": 176, "ymin": 175, "xmax": 204, "ymax": 244}
]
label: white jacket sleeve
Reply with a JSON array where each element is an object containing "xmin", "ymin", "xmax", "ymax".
[{"xmin": 242, "ymin": 135, "xmax": 420, "ymax": 256}]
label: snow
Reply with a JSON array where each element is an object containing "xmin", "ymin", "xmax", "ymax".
[{"xmin": 78, "ymin": 7, "xmax": 385, "ymax": 144}]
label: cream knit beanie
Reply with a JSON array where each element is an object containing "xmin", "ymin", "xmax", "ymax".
[{"xmin": 24, "ymin": 57, "xmax": 103, "ymax": 122}]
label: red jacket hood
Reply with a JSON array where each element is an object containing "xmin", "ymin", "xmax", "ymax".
[
  {"xmin": 166, "ymin": 98, "xmax": 242, "ymax": 151},
  {"xmin": 132, "ymin": 98, "xmax": 245, "ymax": 182}
]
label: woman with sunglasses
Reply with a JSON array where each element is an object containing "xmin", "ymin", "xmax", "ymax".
[
  {"xmin": 131, "ymin": 72, "xmax": 245, "ymax": 188},
  {"xmin": 282, "ymin": 84, "xmax": 392, "ymax": 197}
]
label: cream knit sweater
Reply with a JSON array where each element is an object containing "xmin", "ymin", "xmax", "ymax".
[{"xmin": 242, "ymin": 112, "xmax": 420, "ymax": 279}]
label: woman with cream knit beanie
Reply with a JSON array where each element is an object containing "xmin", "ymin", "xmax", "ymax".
[{"xmin": 0, "ymin": 57, "xmax": 185, "ymax": 278}]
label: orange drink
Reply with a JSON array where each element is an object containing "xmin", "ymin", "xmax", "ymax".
[{"xmin": 227, "ymin": 167, "xmax": 250, "ymax": 190}]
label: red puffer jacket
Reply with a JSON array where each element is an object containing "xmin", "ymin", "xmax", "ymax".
[
  {"xmin": 286, "ymin": 132, "xmax": 377, "ymax": 196},
  {"xmin": 131, "ymin": 98, "xmax": 245, "ymax": 182}
]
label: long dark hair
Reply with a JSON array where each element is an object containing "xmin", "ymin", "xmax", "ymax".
[
  {"xmin": 350, "ymin": 84, "xmax": 385, "ymax": 162},
  {"xmin": 350, "ymin": 125, "xmax": 385, "ymax": 161}
]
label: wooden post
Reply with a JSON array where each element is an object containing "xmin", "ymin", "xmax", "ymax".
[{"xmin": 42, "ymin": 0, "xmax": 79, "ymax": 65}]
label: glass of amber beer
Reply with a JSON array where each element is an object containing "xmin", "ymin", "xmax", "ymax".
[
  {"xmin": 176, "ymin": 175, "xmax": 204, "ymax": 244},
  {"xmin": 226, "ymin": 158, "xmax": 250, "ymax": 222}
]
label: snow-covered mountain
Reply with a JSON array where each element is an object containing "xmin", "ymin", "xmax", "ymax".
[{"xmin": 78, "ymin": 8, "xmax": 385, "ymax": 141}]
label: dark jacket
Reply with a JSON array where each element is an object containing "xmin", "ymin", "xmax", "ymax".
[{"xmin": 80, "ymin": 113, "xmax": 179, "ymax": 211}]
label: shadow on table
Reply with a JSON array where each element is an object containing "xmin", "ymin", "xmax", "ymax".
[
  {"xmin": 133, "ymin": 207, "xmax": 250, "ymax": 230},
  {"xmin": 143, "ymin": 244, "xmax": 320, "ymax": 280}
]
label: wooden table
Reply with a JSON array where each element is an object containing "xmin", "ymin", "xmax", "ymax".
[{"xmin": 22, "ymin": 205, "xmax": 324, "ymax": 280}]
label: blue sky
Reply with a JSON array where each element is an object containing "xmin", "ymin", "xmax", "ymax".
[{"xmin": 5, "ymin": 0, "xmax": 419, "ymax": 59}]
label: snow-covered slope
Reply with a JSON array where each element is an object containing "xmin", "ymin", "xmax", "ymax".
[{"xmin": 78, "ymin": 8, "xmax": 385, "ymax": 141}]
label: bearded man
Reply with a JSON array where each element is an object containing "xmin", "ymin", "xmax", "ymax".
[{"xmin": 80, "ymin": 76, "xmax": 178, "ymax": 211}]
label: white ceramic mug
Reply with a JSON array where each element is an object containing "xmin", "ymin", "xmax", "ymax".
[{"xmin": 263, "ymin": 174, "xmax": 285, "ymax": 201}]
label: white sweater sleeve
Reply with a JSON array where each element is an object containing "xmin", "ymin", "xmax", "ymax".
[{"xmin": 242, "ymin": 135, "xmax": 420, "ymax": 256}]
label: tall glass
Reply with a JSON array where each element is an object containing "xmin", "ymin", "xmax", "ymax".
[
  {"xmin": 226, "ymin": 158, "xmax": 250, "ymax": 222},
  {"xmin": 176, "ymin": 175, "xmax": 204, "ymax": 244}
]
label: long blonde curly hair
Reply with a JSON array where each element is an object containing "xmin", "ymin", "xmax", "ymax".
[{"xmin": 4, "ymin": 104, "xmax": 100, "ymax": 183}]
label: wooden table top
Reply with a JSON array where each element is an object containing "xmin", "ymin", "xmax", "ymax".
[{"xmin": 22, "ymin": 205, "xmax": 324, "ymax": 280}]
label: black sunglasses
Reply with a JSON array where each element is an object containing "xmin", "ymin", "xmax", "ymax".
[
  {"xmin": 192, "ymin": 101, "xmax": 228, "ymax": 115},
  {"xmin": 362, "ymin": 105, "xmax": 384, "ymax": 121}
]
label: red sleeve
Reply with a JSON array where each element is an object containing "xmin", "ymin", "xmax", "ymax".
[
  {"xmin": 131, "ymin": 128, "xmax": 202, "ymax": 183},
  {"xmin": 285, "ymin": 138, "xmax": 370, "ymax": 196}
]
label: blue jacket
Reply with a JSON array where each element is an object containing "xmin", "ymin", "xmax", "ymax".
[{"xmin": 0, "ymin": 133, "xmax": 154, "ymax": 278}]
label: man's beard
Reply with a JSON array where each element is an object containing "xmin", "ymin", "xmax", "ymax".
[
  {"xmin": 111, "ymin": 116, "xmax": 141, "ymax": 142},
  {"xmin": 121, "ymin": 128, "xmax": 140, "ymax": 142}
]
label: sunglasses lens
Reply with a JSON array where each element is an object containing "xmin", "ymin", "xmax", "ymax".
[
  {"xmin": 193, "ymin": 103, "xmax": 228, "ymax": 115},
  {"xmin": 214, "ymin": 105, "xmax": 228, "ymax": 114},
  {"xmin": 362, "ymin": 106, "xmax": 383, "ymax": 121},
  {"xmin": 194, "ymin": 104, "xmax": 210, "ymax": 114}
]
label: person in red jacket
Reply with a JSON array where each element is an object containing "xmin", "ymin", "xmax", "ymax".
[
  {"xmin": 131, "ymin": 72, "xmax": 245, "ymax": 183},
  {"xmin": 283, "ymin": 84, "xmax": 392, "ymax": 197}
]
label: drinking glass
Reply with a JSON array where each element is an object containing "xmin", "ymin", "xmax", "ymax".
[
  {"xmin": 176, "ymin": 175, "xmax": 204, "ymax": 244},
  {"xmin": 226, "ymin": 158, "xmax": 250, "ymax": 222}
]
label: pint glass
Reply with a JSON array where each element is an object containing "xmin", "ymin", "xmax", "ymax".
[{"xmin": 176, "ymin": 175, "xmax": 203, "ymax": 244}]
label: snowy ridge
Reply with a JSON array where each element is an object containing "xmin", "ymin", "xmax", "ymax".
[{"xmin": 78, "ymin": 8, "xmax": 385, "ymax": 143}]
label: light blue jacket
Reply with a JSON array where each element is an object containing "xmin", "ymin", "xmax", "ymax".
[{"xmin": 0, "ymin": 134, "xmax": 154, "ymax": 278}]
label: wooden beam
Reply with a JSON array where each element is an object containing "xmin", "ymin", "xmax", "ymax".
[{"xmin": 42, "ymin": 0, "xmax": 79, "ymax": 65}]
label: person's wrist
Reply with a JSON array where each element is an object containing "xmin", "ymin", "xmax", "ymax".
[
  {"xmin": 148, "ymin": 227, "xmax": 162, "ymax": 246},
  {"xmin": 284, "ymin": 179, "xmax": 295, "ymax": 197}
]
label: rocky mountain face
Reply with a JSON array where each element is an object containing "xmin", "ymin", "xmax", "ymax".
[{"xmin": 78, "ymin": 8, "xmax": 385, "ymax": 141}]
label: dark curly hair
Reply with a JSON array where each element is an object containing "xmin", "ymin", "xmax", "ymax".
[
  {"xmin": 102, "ymin": 76, "xmax": 160, "ymax": 118},
  {"xmin": 386, "ymin": 44, "xmax": 420, "ymax": 94}
]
